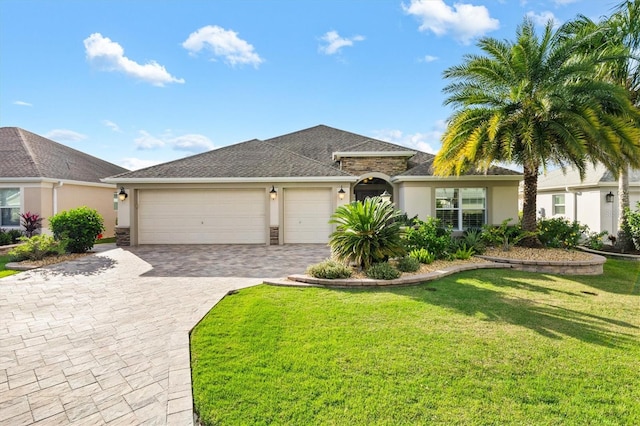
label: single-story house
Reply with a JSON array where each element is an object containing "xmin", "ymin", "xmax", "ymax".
[
  {"xmin": 0, "ymin": 127, "xmax": 129, "ymax": 237},
  {"xmin": 104, "ymin": 125, "xmax": 522, "ymax": 246},
  {"xmin": 536, "ymin": 164, "xmax": 640, "ymax": 235}
]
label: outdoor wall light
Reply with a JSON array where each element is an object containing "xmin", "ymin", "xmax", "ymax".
[
  {"xmin": 118, "ymin": 187, "xmax": 128, "ymax": 201},
  {"xmin": 270, "ymin": 186, "xmax": 277, "ymax": 200},
  {"xmin": 606, "ymin": 191, "xmax": 614, "ymax": 203},
  {"xmin": 380, "ymin": 190, "xmax": 392, "ymax": 203},
  {"xmin": 338, "ymin": 186, "xmax": 346, "ymax": 200}
]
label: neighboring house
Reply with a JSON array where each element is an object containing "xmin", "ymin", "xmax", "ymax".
[
  {"xmin": 536, "ymin": 164, "xmax": 640, "ymax": 235},
  {"xmin": 104, "ymin": 125, "xmax": 522, "ymax": 246},
  {"xmin": 0, "ymin": 127, "xmax": 129, "ymax": 237}
]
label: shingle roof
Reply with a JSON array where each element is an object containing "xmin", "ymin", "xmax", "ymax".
[
  {"xmin": 538, "ymin": 164, "xmax": 640, "ymax": 188},
  {"xmin": 398, "ymin": 159, "xmax": 521, "ymax": 177},
  {"xmin": 109, "ymin": 139, "xmax": 352, "ymax": 179},
  {"xmin": 108, "ymin": 124, "xmax": 520, "ymax": 180},
  {"xmin": 0, "ymin": 127, "xmax": 128, "ymax": 183}
]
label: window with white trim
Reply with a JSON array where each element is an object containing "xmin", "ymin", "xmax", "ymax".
[
  {"xmin": 0, "ymin": 188, "xmax": 20, "ymax": 227},
  {"xmin": 553, "ymin": 194, "xmax": 565, "ymax": 215},
  {"xmin": 435, "ymin": 188, "xmax": 486, "ymax": 230}
]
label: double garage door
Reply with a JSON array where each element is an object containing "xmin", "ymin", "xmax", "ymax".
[{"xmin": 137, "ymin": 188, "xmax": 333, "ymax": 244}]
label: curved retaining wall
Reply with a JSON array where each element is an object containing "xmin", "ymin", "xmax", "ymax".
[{"xmin": 476, "ymin": 253, "xmax": 606, "ymax": 275}]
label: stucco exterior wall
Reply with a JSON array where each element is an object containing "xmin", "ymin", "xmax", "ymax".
[
  {"xmin": 397, "ymin": 184, "xmax": 431, "ymax": 221},
  {"xmin": 489, "ymin": 185, "xmax": 519, "ymax": 225},
  {"xmin": 57, "ymin": 184, "xmax": 118, "ymax": 237}
]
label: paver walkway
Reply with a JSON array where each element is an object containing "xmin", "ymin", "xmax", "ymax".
[{"xmin": 0, "ymin": 245, "xmax": 329, "ymax": 425}]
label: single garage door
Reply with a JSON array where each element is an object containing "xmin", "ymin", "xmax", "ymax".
[
  {"xmin": 138, "ymin": 189, "xmax": 266, "ymax": 244},
  {"xmin": 284, "ymin": 188, "xmax": 333, "ymax": 243}
]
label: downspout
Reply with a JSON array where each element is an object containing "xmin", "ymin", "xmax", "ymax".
[{"xmin": 53, "ymin": 181, "xmax": 63, "ymax": 214}]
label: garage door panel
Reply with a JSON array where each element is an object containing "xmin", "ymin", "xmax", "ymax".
[
  {"xmin": 138, "ymin": 189, "xmax": 266, "ymax": 244},
  {"xmin": 284, "ymin": 188, "xmax": 333, "ymax": 244}
]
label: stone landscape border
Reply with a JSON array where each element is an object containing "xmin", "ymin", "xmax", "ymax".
[{"xmin": 476, "ymin": 253, "xmax": 606, "ymax": 275}]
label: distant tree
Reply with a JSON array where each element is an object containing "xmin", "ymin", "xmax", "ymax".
[{"xmin": 433, "ymin": 18, "xmax": 640, "ymax": 246}]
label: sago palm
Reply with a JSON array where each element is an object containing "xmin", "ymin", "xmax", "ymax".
[
  {"xmin": 329, "ymin": 197, "xmax": 405, "ymax": 269},
  {"xmin": 433, "ymin": 17, "xmax": 640, "ymax": 246}
]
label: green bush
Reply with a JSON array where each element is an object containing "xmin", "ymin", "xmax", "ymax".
[
  {"xmin": 457, "ymin": 228, "xmax": 485, "ymax": 254},
  {"xmin": 0, "ymin": 230, "xmax": 12, "ymax": 246},
  {"xmin": 49, "ymin": 206, "xmax": 105, "ymax": 253},
  {"xmin": 537, "ymin": 217, "xmax": 587, "ymax": 249},
  {"xmin": 583, "ymin": 231, "xmax": 608, "ymax": 250},
  {"xmin": 306, "ymin": 259, "xmax": 352, "ymax": 279},
  {"xmin": 396, "ymin": 256, "xmax": 420, "ymax": 272},
  {"xmin": 454, "ymin": 244, "xmax": 476, "ymax": 260},
  {"xmin": 8, "ymin": 229, "xmax": 23, "ymax": 244},
  {"xmin": 366, "ymin": 262, "xmax": 401, "ymax": 280},
  {"xmin": 483, "ymin": 219, "xmax": 536, "ymax": 251},
  {"xmin": 8, "ymin": 235, "xmax": 67, "ymax": 261},
  {"xmin": 329, "ymin": 197, "xmax": 406, "ymax": 269},
  {"xmin": 623, "ymin": 203, "xmax": 640, "ymax": 250},
  {"xmin": 409, "ymin": 248, "xmax": 436, "ymax": 264},
  {"xmin": 404, "ymin": 217, "xmax": 453, "ymax": 259}
]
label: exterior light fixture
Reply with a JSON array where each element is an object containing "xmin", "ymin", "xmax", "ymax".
[
  {"xmin": 270, "ymin": 186, "xmax": 277, "ymax": 200},
  {"xmin": 118, "ymin": 187, "xmax": 128, "ymax": 201},
  {"xmin": 605, "ymin": 191, "xmax": 614, "ymax": 203},
  {"xmin": 338, "ymin": 186, "xmax": 346, "ymax": 200},
  {"xmin": 380, "ymin": 190, "xmax": 392, "ymax": 203}
]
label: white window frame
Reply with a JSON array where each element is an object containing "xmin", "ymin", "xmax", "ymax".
[
  {"xmin": 552, "ymin": 194, "xmax": 565, "ymax": 215},
  {"xmin": 0, "ymin": 188, "xmax": 21, "ymax": 227},
  {"xmin": 435, "ymin": 188, "xmax": 487, "ymax": 230}
]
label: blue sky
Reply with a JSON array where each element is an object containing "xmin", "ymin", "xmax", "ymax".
[{"xmin": 0, "ymin": 0, "xmax": 617, "ymax": 170}]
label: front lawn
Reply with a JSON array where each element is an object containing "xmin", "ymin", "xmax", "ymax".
[
  {"xmin": 0, "ymin": 254, "xmax": 18, "ymax": 278},
  {"xmin": 191, "ymin": 259, "xmax": 640, "ymax": 425}
]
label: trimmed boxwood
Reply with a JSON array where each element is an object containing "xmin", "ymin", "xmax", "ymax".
[{"xmin": 49, "ymin": 206, "xmax": 105, "ymax": 253}]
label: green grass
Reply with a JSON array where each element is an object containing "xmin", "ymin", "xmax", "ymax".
[
  {"xmin": 95, "ymin": 237, "xmax": 116, "ymax": 244},
  {"xmin": 0, "ymin": 254, "xmax": 18, "ymax": 278},
  {"xmin": 191, "ymin": 259, "xmax": 640, "ymax": 425}
]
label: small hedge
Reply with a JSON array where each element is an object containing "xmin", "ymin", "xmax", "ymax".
[
  {"xmin": 396, "ymin": 256, "xmax": 420, "ymax": 272},
  {"xmin": 8, "ymin": 235, "xmax": 66, "ymax": 261},
  {"xmin": 366, "ymin": 262, "xmax": 401, "ymax": 280},
  {"xmin": 49, "ymin": 206, "xmax": 104, "ymax": 253},
  {"xmin": 306, "ymin": 259, "xmax": 352, "ymax": 279}
]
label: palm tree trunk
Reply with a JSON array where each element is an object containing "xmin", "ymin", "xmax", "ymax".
[
  {"xmin": 616, "ymin": 164, "xmax": 632, "ymax": 251},
  {"xmin": 521, "ymin": 163, "xmax": 542, "ymax": 248}
]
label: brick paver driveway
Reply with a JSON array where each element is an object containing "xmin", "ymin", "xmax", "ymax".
[{"xmin": 0, "ymin": 244, "xmax": 330, "ymax": 425}]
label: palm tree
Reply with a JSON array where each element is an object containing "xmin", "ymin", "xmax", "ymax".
[{"xmin": 433, "ymin": 18, "xmax": 640, "ymax": 246}]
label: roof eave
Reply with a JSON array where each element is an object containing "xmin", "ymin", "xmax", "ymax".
[
  {"xmin": 332, "ymin": 151, "xmax": 416, "ymax": 161},
  {"xmin": 103, "ymin": 176, "xmax": 360, "ymax": 184},
  {"xmin": 392, "ymin": 175, "xmax": 523, "ymax": 183}
]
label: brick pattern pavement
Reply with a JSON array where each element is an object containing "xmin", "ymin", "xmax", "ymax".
[{"xmin": 0, "ymin": 248, "xmax": 263, "ymax": 425}]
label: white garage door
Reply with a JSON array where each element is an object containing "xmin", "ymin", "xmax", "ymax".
[
  {"xmin": 138, "ymin": 189, "xmax": 266, "ymax": 244},
  {"xmin": 284, "ymin": 188, "xmax": 333, "ymax": 243}
]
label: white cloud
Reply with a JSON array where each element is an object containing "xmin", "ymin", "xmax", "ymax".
[
  {"xmin": 84, "ymin": 33, "xmax": 185, "ymax": 86},
  {"xmin": 420, "ymin": 55, "xmax": 439, "ymax": 63},
  {"xmin": 45, "ymin": 129, "xmax": 87, "ymax": 142},
  {"xmin": 134, "ymin": 130, "xmax": 215, "ymax": 153},
  {"xmin": 403, "ymin": 0, "xmax": 499, "ymax": 44},
  {"xmin": 182, "ymin": 25, "xmax": 263, "ymax": 67},
  {"xmin": 553, "ymin": 0, "xmax": 579, "ymax": 5},
  {"xmin": 103, "ymin": 120, "xmax": 121, "ymax": 132},
  {"xmin": 134, "ymin": 130, "xmax": 165, "ymax": 150},
  {"xmin": 170, "ymin": 134, "xmax": 215, "ymax": 152},
  {"xmin": 372, "ymin": 122, "xmax": 447, "ymax": 154},
  {"xmin": 120, "ymin": 157, "xmax": 164, "ymax": 171},
  {"xmin": 319, "ymin": 31, "xmax": 365, "ymax": 55},
  {"xmin": 526, "ymin": 11, "xmax": 560, "ymax": 27},
  {"xmin": 13, "ymin": 100, "xmax": 32, "ymax": 107}
]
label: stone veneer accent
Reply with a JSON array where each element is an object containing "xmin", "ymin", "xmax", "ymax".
[
  {"xmin": 270, "ymin": 226, "xmax": 279, "ymax": 245},
  {"xmin": 115, "ymin": 226, "xmax": 131, "ymax": 247},
  {"xmin": 340, "ymin": 156, "xmax": 408, "ymax": 176}
]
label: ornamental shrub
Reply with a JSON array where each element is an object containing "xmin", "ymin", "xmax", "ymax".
[
  {"xmin": 20, "ymin": 211, "xmax": 43, "ymax": 237},
  {"xmin": 366, "ymin": 262, "xmax": 401, "ymax": 280},
  {"xmin": 403, "ymin": 217, "xmax": 453, "ymax": 259},
  {"xmin": 0, "ymin": 229, "xmax": 11, "ymax": 246},
  {"xmin": 8, "ymin": 229, "xmax": 23, "ymax": 243},
  {"xmin": 329, "ymin": 197, "xmax": 406, "ymax": 269},
  {"xmin": 483, "ymin": 219, "xmax": 536, "ymax": 251},
  {"xmin": 49, "ymin": 206, "xmax": 105, "ymax": 253},
  {"xmin": 8, "ymin": 235, "xmax": 67, "ymax": 261},
  {"xmin": 623, "ymin": 203, "xmax": 640, "ymax": 250},
  {"xmin": 537, "ymin": 217, "xmax": 587, "ymax": 249},
  {"xmin": 409, "ymin": 248, "xmax": 436, "ymax": 264},
  {"xmin": 583, "ymin": 231, "xmax": 608, "ymax": 250},
  {"xmin": 396, "ymin": 255, "xmax": 420, "ymax": 272},
  {"xmin": 306, "ymin": 259, "xmax": 352, "ymax": 279}
]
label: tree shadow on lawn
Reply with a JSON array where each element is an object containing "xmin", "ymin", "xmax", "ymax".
[{"xmin": 377, "ymin": 269, "xmax": 639, "ymax": 349}]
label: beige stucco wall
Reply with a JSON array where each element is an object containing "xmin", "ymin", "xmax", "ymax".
[
  {"xmin": 56, "ymin": 184, "xmax": 118, "ymax": 237},
  {"xmin": 397, "ymin": 180, "xmax": 520, "ymax": 227}
]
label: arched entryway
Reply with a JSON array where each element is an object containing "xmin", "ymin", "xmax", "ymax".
[{"xmin": 353, "ymin": 177, "xmax": 393, "ymax": 202}]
